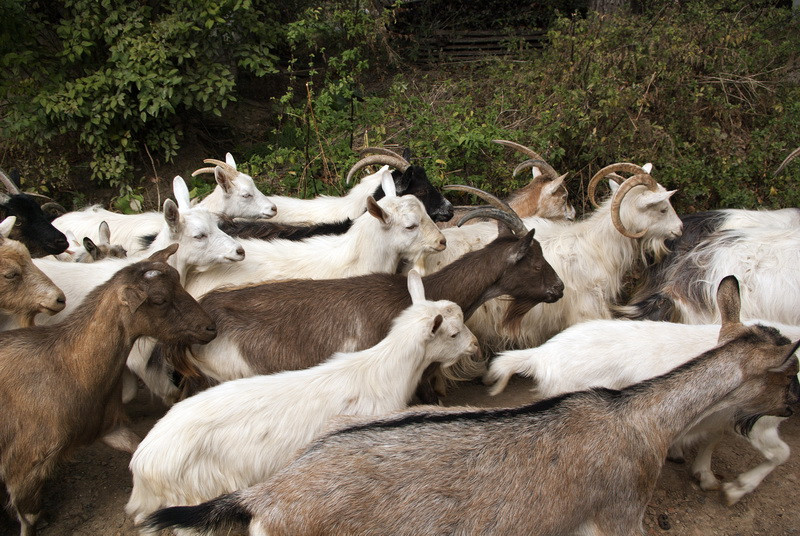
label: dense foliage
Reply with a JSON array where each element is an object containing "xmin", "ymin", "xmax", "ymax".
[{"xmin": 1, "ymin": 0, "xmax": 798, "ymax": 214}]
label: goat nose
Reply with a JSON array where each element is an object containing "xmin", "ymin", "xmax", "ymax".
[
  {"xmin": 236, "ymin": 246, "xmax": 245, "ymax": 257},
  {"xmin": 439, "ymin": 237, "xmax": 447, "ymax": 248}
]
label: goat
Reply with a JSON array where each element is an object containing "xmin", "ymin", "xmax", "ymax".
[
  {"xmin": 248, "ymin": 147, "xmax": 452, "ymax": 226},
  {"xmin": 439, "ymin": 139, "xmax": 575, "ymax": 229},
  {"xmin": 52, "ymin": 153, "xmax": 276, "ymax": 253},
  {"xmin": 143, "ymin": 276, "xmax": 800, "ymax": 536},
  {"xmin": 0, "ymin": 168, "xmax": 69, "ymax": 257},
  {"xmin": 618, "ymin": 145, "xmax": 800, "ymax": 322},
  {"xmin": 182, "ymin": 167, "xmax": 446, "ymax": 298},
  {"xmin": 157, "ymin": 200, "xmax": 562, "ymax": 393},
  {"xmin": 0, "ymin": 245, "xmax": 217, "ymax": 536},
  {"xmin": 618, "ymin": 225, "xmax": 800, "ymax": 325},
  {"xmin": 418, "ymin": 164, "xmax": 683, "ymax": 350},
  {"xmin": 486, "ymin": 313, "xmax": 800, "ymax": 504},
  {"xmin": 54, "ymin": 221, "xmax": 128, "ymax": 263},
  {"xmin": 126, "ymin": 271, "xmax": 479, "ymax": 525},
  {"xmin": 0, "ymin": 216, "xmax": 65, "ymax": 327},
  {"xmin": 8, "ymin": 176, "xmax": 243, "ymax": 404}
]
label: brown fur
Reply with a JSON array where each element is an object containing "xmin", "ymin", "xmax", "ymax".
[
  {"xmin": 0, "ymin": 233, "xmax": 65, "ymax": 327},
  {"xmin": 145, "ymin": 276, "xmax": 800, "ymax": 536},
  {"xmin": 0, "ymin": 245, "xmax": 216, "ymax": 536},
  {"xmin": 163, "ymin": 227, "xmax": 563, "ymax": 393}
]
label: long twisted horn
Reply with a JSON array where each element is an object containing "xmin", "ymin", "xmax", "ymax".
[
  {"xmin": 774, "ymin": 146, "xmax": 800, "ymax": 177},
  {"xmin": 587, "ymin": 163, "xmax": 649, "ymax": 208},
  {"xmin": 610, "ymin": 174, "xmax": 659, "ymax": 239},
  {"xmin": 457, "ymin": 207, "xmax": 528, "ymax": 238},
  {"xmin": 358, "ymin": 147, "xmax": 408, "ymax": 161},
  {"xmin": 345, "ymin": 154, "xmax": 410, "ymax": 184}
]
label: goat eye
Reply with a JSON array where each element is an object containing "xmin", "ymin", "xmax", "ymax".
[
  {"xmin": 405, "ymin": 224, "xmax": 418, "ymax": 231},
  {"xmin": 4, "ymin": 272, "xmax": 19, "ymax": 280},
  {"xmin": 451, "ymin": 331, "xmax": 459, "ymax": 338},
  {"xmin": 242, "ymin": 193, "xmax": 253, "ymax": 199},
  {"xmin": 151, "ymin": 296, "xmax": 166, "ymax": 305},
  {"xmin": 194, "ymin": 234, "xmax": 207, "ymax": 240}
]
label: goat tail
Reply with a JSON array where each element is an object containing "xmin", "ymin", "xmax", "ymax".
[
  {"xmin": 142, "ymin": 492, "xmax": 251, "ymax": 534},
  {"xmin": 484, "ymin": 350, "xmax": 534, "ymax": 396},
  {"xmin": 612, "ymin": 291, "xmax": 677, "ymax": 322}
]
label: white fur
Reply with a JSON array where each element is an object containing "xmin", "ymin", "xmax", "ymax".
[
  {"xmin": 667, "ymin": 226, "xmax": 800, "ymax": 325},
  {"xmin": 126, "ymin": 276, "xmax": 478, "ymax": 523},
  {"xmin": 53, "ymin": 163, "xmax": 276, "ymax": 253},
  {"xmin": 267, "ymin": 167, "xmax": 387, "ymax": 225},
  {"xmin": 485, "ymin": 317, "xmax": 800, "ymax": 503},
  {"xmin": 184, "ymin": 167, "xmax": 445, "ymax": 298},
  {"xmin": 417, "ymin": 178, "xmax": 682, "ymax": 350}
]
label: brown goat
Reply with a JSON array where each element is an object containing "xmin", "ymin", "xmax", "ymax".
[
  {"xmin": 0, "ymin": 244, "xmax": 216, "ymax": 536},
  {"xmin": 144, "ymin": 276, "xmax": 800, "ymax": 536},
  {"xmin": 161, "ymin": 219, "xmax": 563, "ymax": 395},
  {"xmin": 0, "ymin": 216, "xmax": 65, "ymax": 327}
]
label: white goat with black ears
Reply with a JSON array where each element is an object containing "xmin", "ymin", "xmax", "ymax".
[
  {"xmin": 184, "ymin": 166, "xmax": 446, "ymax": 298},
  {"xmin": 418, "ymin": 163, "xmax": 683, "ymax": 350},
  {"xmin": 52, "ymin": 152, "xmax": 276, "ymax": 253},
  {"xmin": 126, "ymin": 270, "xmax": 479, "ymax": 526}
]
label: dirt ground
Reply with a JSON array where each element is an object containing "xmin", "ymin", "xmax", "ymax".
[{"xmin": 1, "ymin": 376, "xmax": 798, "ymax": 536}]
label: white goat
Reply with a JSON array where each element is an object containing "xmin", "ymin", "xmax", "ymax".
[
  {"xmin": 184, "ymin": 166, "xmax": 446, "ymax": 298},
  {"xmin": 418, "ymin": 163, "xmax": 682, "ymax": 350},
  {"xmin": 52, "ymin": 153, "xmax": 276, "ymax": 253},
  {"xmin": 125, "ymin": 271, "xmax": 479, "ymax": 526},
  {"xmin": 54, "ymin": 221, "xmax": 128, "ymax": 262},
  {"xmin": 486, "ymin": 316, "xmax": 800, "ymax": 504}
]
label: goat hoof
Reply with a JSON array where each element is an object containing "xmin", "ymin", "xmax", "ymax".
[
  {"xmin": 722, "ymin": 481, "xmax": 747, "ymax": 505},
  {"xmin": 696, "ymin": 472, "xmax": 721, "ymax": 491}
]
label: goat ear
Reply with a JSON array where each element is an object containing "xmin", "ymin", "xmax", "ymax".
[
  {"xmin": 98, "ymin": 220, "xmax": 111, "ymax": 245},
  {"xmin": 172, "ymin": 176, "xmax": 192, "ymax": 210},
  {"xmin": 163, "ymin": 199, "xmax": 182, "ymax": 233},
  {"xmin": 512, "ymin": 229, "xmax": 536, "ymax": 262},
  {"xmin": 543, "ymin": 173, "xmax": 567, "ymax": 193},
  {"xmin": 379, "ymin": 166, "xmax": 396, "ymax": 198},
  {"xmin": 366, "ymin": 196, "xmax": 388, "ymax": 224},
  {"xmin": 717, "ymin": 275, "xmax": 742, "ymax": 342},
  {"xmin": 83, "ymin": 237, "xmax": 98, "ymax": 259},
  {"xmin": 119, "ymin": 285, "xmax": 148, "ymax": 314},
  {"xmin": 769, "ymin": 348, "xmax": 800, "ymax": 374},
  {"xmin": 225, "ymin": 152, "xmax": 237, "ymax": 169},
  {"xmin": 0, "ymin": 216, "xmax": 15, "ymax": 238},
  {"xmin": 431, "ymin": 314, "xmax": 443, "ymax": 335},
  {"xmin": 394, "ymin": 168, "xmax": 412, "ymax": 192},
  {"xmin": 407, "ymin": 269, "xmax": 425, "ymax": 304},
  {"xmin": 147, "ymin": 243, "xmax": 179, "ymax": 263},
  {"xmin": 214, "ymin": 167, "xmax": 233, "ymax": 194}
]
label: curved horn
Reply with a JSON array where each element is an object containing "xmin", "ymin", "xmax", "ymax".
[
  {"xmin": 40, "ymin": 202, "xmax": 67, "ymax": 218},
  {"xmin": 444, "ymin": 184, "xmax": 514, "ymax": 213},
  {"xmin": 512, "ymin": 159, "xmax": 560, "ymax": 179},
  {"xmin": 774, "ymin": 146, "xmax": 800, "ymax": 177},
  {"xmin": 0, "ymin": 168, "xmax": 21, "ymax": 195},
  {"xmin": 610, "ymin": 174, "xmax": 658, "ymax": 239},
  {"xmin": 587, "ymin": 163, "xmax": 649, "ymax": 208},
  {"xmin": 345, "ymin": 154, "xmax": 410, "ymax": 185},
  {"xmin": 357, "ymin": 147, "xmax": 408, "ymax": 162},
  {"xmin": 192, "ymin": 158, "xmax": 238, "ymax": 178},
  {"xmin": 493, "ymin": 140, "xmax": 560, "ymax": 179},
  {"xmin": 458, "ymin": 207, "xmax": 527, "ymax": 238}
]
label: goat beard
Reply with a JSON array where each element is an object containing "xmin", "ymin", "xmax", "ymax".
[{"xmin": 502, "ymin": 298, "xmax": 537, "ymax": 338}]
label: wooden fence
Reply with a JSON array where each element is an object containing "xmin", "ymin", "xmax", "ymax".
[{"xmin": 415, "ymin": 29, "xmax": 545, "ymax": 62}]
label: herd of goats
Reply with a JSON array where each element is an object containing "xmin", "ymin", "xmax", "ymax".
[{"xmin": 1, "ymin": 140, "xmax": 800, "ymax": 535}]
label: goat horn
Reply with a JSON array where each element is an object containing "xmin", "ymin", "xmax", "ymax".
[
  {"xmin": 512, "ymin": 159, "xmax": 560, "ymax": 179},
  {"xmin": 610, "ymin": 174, "xmax": 658, "ymax": 239},
  {"xmin": 191, "ymin": 167, "xmax": 216, "ymax": 177},
  {"xmin": 458, "ymin": 207, "xmax": 528, "ymax": 238},
  {"xmin": 357, "ymin": 147, "xmax": 409, "ymax": 162},
  {"xmin": 41, "ymin": 201, "xmax": 67, "ymax": 217},
  {"xmin": 444, "ymin": 184, "xmax": 514, "ymax": 213},
  {"xmin": 774, "ymin": 146, "xmax": 800, "ymax": 177},
  {"xmin": 493, "ymin": 140, "xmax": 560, "ymax": 179},
  {"xmin": 345, "ymin": 154, "xmax": 409, "ymax": 185},
  {"xmin": 587, "ymin": 163, "xmax": 649, "ymax": 208},
  {"xmin": 0, "ymin": 168, "xmax": 21, "ymax": 195}
]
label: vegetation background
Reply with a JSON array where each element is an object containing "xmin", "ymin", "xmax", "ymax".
[{"xmin": 1, "ymin": 0, "xmax": 798, "ymax": 215}]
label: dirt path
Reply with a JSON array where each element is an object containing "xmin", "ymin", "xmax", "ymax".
[{"xmin": 2, "ymin": 377, "xmax": 798, "ymax": 536}]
